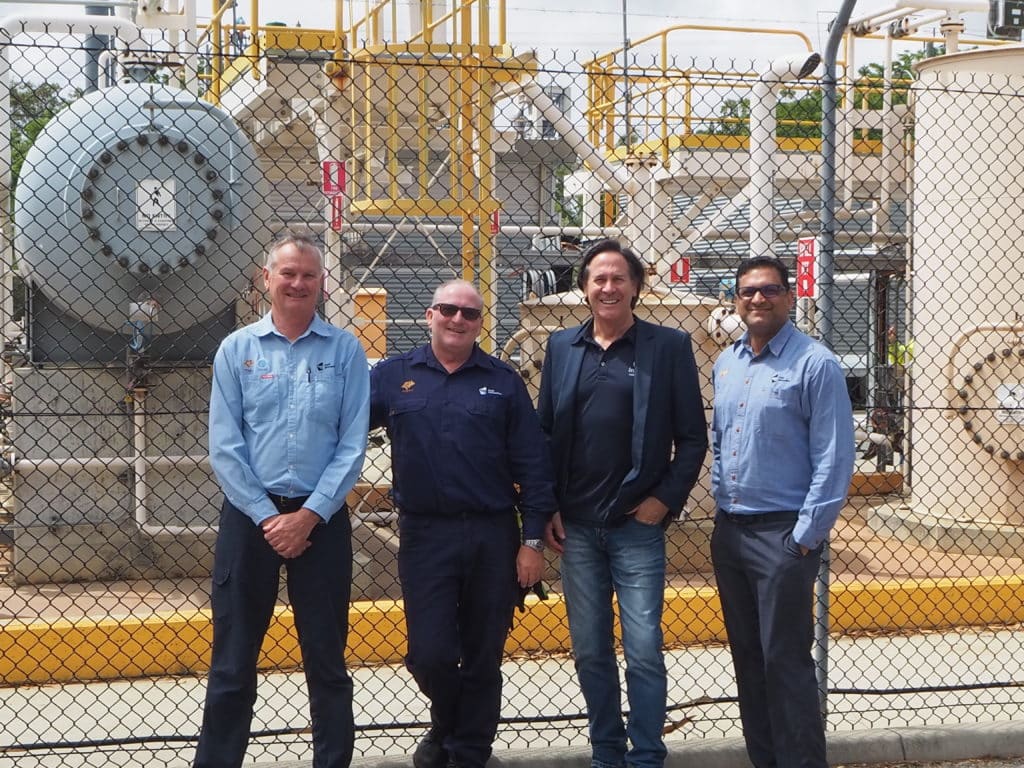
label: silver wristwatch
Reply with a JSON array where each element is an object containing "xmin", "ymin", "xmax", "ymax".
[{"xmin": 523, "ymin": 538, "xmax": 545, "ymax": 552}]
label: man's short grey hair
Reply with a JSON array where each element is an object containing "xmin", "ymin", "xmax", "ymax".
[
  {"xmin": 265, "ymin": 233, "xmax": 324, "ymax": 273},
  {"xmin": 431, "ymin": 279, "xmax": 482, "ymax": 307}
]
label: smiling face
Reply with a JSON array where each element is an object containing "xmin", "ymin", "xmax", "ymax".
[
  {"xmin": 263, "ymin": 242, "xmax": 323, "ymax": 324},
  {"xmin": 735, "ymin": 264, "xmax": 794, "ymax": 349},
  {"xmin": 583, "ymin": 250, "xmax": 640, "ymax": 329},
  {"xmin": 427, "ymin": 281, "xmax": 484, "ymax": 364}
]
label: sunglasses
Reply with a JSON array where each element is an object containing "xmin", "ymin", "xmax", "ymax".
[
  {"xmin": 737, "ymin": 284, "xmax": 788, "ymax": 299},
  {"xmin": 432, "ymin": 303, "xmax": 483, "ymax": 321}
]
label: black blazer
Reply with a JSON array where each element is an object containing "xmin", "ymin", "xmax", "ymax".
[{"xmin": 537, "ymin": 318, "xmax": 708, "ymax": 526}]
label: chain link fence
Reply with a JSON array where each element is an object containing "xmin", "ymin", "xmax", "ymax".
[{"xmin": 1, "ymin": 12, "xmax": 1024, "ymax": 768}]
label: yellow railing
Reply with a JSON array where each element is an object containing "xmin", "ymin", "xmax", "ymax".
[
  {"xmin": 202, "ymin": 0, "xmax": 509, "ymax": 104},
  {"xmin": 584, "ymin": 25, "xmax": 1019, "ymax": 165},
  {"xmin": 584, "ymin": 25, "xmax": 815, "ymax": 165}
]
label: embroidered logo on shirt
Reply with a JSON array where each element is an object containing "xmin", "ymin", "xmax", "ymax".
[
  {"xmin": 243, "ymin": 359, "xmax": 254, "ymax": 369},
  {"xmin": 627, "ymin": 363, "xmax": 636, "ymax": 377},
  {"xmin": 478, "ymin": 387, "xmax": 503, "ymax": 396},
  {"xmin": 401, "ymin": 380, "xmax": 415, "ymax": 392},
  {"xmin": 317, "ymin": 362, "xmax": 335, "ymax": 371},
  {"xmin": 256, "ymin": 359, "xmax": 270, "ymax": 371},
  {"xmin": 260, "ymin": 373, "xmax": 275, "ymax": 380}
]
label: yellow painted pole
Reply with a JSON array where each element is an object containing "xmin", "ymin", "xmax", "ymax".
[
  {"xmin": 458, "ymin": 65, "xmax": 476, "ymax": 283},
  {"xmin": 244, "ymin": 0, "xmax": 260, "ymax": 81},
  {"xmin": 208, "ymin": 1, "xmax": 225, "ymax": 105},
  {"xmin": 387, "ymin": 63, "xmax": 400, "ymax": 202},
  {"xmin": 476, "ymin": 68, "xmax": 498, "ymax": 354}
]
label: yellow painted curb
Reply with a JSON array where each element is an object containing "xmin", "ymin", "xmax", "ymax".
[{"xmin": 2, "ymin": 576, "xmax": 1023, "ymax": 686}]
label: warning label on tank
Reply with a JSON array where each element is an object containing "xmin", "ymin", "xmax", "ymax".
[
  {"xmin": 995, "ymin": 384, "xmax": 1024, "ymax": 425},
  {"xmin": 136, "ymin": 179, "xmax": 177, "ymax": 231}
]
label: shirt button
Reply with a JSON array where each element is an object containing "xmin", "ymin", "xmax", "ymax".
[{"xmin": 735, "ymin": 428, "xmax": 740, "ymax": 433}]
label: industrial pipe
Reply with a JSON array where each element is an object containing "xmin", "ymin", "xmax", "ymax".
[
  {"xmin": 518, "ymin": 79, "xmax": 633, "ymax": 196},
  {"xmin": 749, "ymin": 53, "xmax": 822, "ymax": 257}
]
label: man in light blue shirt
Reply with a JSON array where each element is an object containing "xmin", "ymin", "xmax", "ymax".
[
  {"xmin": 194, "ymin": 233, "xmax": 369, "ymax": 768},
  {"xmin": 711, "ymin": 256, "xmax": 854, "ymax": 768}
]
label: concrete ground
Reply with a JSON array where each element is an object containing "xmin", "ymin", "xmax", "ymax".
[{"xmin": 5, "ymin": 489, "xmax": 1024, "ymax": 768}]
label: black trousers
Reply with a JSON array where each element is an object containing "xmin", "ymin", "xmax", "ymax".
[
  {"xmin": 710, "ymin": 512, "xmax": 826, "ymax": 768},
  {"xmin": 193, "ymin": 499, "xmax": 354, "ymax": 768},
  {"xmin": 397, "ymin": 512, "xmax": 519, "ymax": 768}
]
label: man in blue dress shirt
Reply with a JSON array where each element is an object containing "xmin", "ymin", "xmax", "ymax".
[
  {"xmin": 370, "ymin": 279, "xmax": 556, "ymax": 768},
  {"xmin": 194, "ymin": 233, "xmax": 369, "ymax": 768},
  {"xmin": 711, "ymin": 256, "xmax": 855, "ymax": 768}
]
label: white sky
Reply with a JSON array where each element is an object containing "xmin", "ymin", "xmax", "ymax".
[
  {"xmin": 0, "ymin": 0, "xmax": 997, "ymax": 82},
  {"xmin": 245, "ymin": 0, "xmax": 992, "ymax": 58}
]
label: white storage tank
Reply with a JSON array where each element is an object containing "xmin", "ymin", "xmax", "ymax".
[{"xmin": 881, "ymin": 45, "xmax": 1024, "ymax": 544}]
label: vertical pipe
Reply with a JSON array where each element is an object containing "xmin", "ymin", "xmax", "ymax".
[
  {"xmin": 249, "ymin": 0, "xmax": 259, "ymax": 80},
  {"xmin": 817, "ymin": 0, "xmax": 860, "ymax": 722},
  {"xmin": 133, "ymin": 387, "xmax": 149, "ymax": 527},
  {"xmin": 748, "ymin": 80, "xmax": 776, "ymax": 257},
  {"xmin": 84, "ymin": 4, "xmax": 112, "ymax": 94},
  {"xmin": 0, "ymin": 45, "xmax": 11, "ymax": 386},
  {"xmin": 621, "ymin": 0, "xmax": 630, "ymax": 150}
]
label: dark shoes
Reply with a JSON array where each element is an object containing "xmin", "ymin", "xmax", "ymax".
[{"xmin": 413, "ymin": 731, "xmax": 448, "ymax": 768}]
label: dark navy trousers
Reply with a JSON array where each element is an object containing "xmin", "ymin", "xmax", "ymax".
[
  {"xmin": 710, "ymin": 512, "xmax": 826, "ymax": 768},
  {"xmin": 397, "ymin": 512, "xmax": 519, "ymax": 768},
  {"xmin": 193, "ymin": 499, "xmax": 354, "ymax": 768}
]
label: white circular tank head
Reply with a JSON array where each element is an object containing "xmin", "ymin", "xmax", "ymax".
[{"xmin": 14, "ymin": 82, "xmax": 269, "ymax": 336}]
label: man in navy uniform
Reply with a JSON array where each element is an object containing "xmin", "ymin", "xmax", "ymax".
[{"xmin": 370, "ymin": 279, "xmax": 556, "ymax": 768}]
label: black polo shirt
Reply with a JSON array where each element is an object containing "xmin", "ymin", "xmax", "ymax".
[{"xmin": 561, "ymin": 323, "xmax": 637, "ymax": 525}]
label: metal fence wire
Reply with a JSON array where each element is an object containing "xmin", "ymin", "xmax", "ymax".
[{"xmin": 1, "ymin": 9, "xmax": 1024, "ymax": 768}]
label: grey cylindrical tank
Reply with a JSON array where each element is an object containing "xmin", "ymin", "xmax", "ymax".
[{"xmin": 15, "ymin": 82, "xmax": 266, "ymax": 336}]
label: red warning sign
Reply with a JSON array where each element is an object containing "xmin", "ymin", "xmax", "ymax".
[
  {"xmin": 330, "ymin": 194, "xmax": 344, "ymax": 232},
  {"xmin": 322, "ymin": 160, "xmax": 345, "ymax": 195},
  {"xmin": 796, "ymin": 237, "xmax": 817, "ymax": 299},
  {"xmin": 670, "ymin": 257, "xmax": 690, "ymax": 284}
]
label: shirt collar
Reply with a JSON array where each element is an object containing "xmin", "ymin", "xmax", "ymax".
[
  {"xmin": 571, "ymin": 317, "xmax": 639, "ymax": 347},
  {"xmin": 738, "ymin": 320, "xmax": 796, "ymax": 358},
  {"xmin": 413, "ymin": 343, "xmax": 494, "ymax": 372},
  {"xmin": 252, "ymin": 312, "xmax": 332, "ymax": 340}
]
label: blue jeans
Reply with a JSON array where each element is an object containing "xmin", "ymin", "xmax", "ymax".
[{"xmin": 561, "ymin": 518, "xmax": 668, "ymax": 768}]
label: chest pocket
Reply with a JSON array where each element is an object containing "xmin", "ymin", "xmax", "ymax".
[
  {"xmin": 760, "ymin": 376, "xmax": 801, "ymax": 438},
  {"xmin": 242, "ymin": 375, "xmax": 280, "ymax": 425},
  {"xmin": 390, "ymin": 397, "xmax": 428, "ymax": 418},
  {"xmin": 312, "ymin": 370, "xmax": 346, "ymax": 413}
]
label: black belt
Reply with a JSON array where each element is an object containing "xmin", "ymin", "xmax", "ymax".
[
  {"xmin": 718, "ymin": 510, "xmax": 798, "ymax": 525},
  {"xmin": 269, "ymin": 494, "xmax": 310, "ymax": 514}
]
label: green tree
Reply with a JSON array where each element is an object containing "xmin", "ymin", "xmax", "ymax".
[
  {"xmin": 553, "ymin": 163, "xmax": 582, "ymax": 227},
  {"xmin": 8, "ymin": 82, "xmax": 78, "ymax": 321},
  {"xmin": 701, "ymin": 97, "xmax": 750, "ymax": 136},
  {"xmin": 10, "ymin": 82, "xmax": 77, "ymax": 187},
  {"xmin": 698, "ymin": 92, "xmax": 820, "ymax": 138}
]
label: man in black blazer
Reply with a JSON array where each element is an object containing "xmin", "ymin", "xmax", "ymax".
[{"xmin": 538, "ymin": 239, "xmax": 707, "ymax": 768}]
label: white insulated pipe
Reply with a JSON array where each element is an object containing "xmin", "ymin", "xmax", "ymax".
[
  {"xmin": 0, "ymin": 13, "xmax": 144, "ymax": 40},
  {"xmin": 519, "ymin": 79, "xmax": 633, "ymax": 196},
  {"xmin": 849, "ymin": 0, "xmax": 986, "ymax": 31},
  {"xmin": 749, "ymin": 53, "xmax": 822, "ymax": 258}
]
